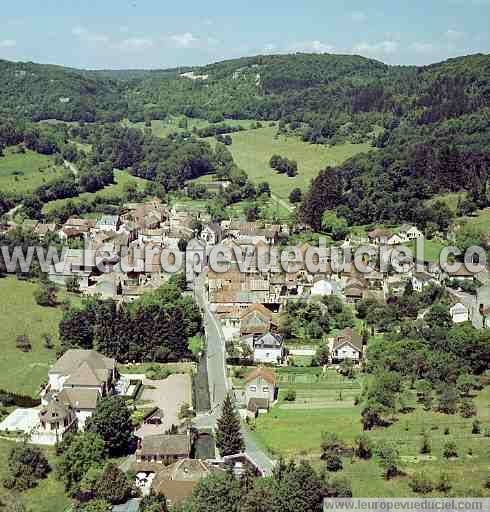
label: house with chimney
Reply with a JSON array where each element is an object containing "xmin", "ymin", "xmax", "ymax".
[{"xmin": 43, "ymin": 349, "xmax": 117, "ymax": 429}]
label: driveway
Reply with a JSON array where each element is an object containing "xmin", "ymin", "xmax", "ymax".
[{"xmin": 122, "ymin": 373, "xmax": 192, "ymax": 434}]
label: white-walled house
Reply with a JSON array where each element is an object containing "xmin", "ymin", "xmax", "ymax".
[
  {"xmin": 331, "ymin": 328, "xmax": 363, "ymax": 362},
  {"xmin": 243, "ymin": 368, "xmax": 277, "ymax": 413},
  {"xmin": 43, "ymin": 350, "xmax": 117, "ymax": 432},
  {"xmin": 398, "ymin": 224, "xmax": 423, "ymax": 242},
  {"xmin": 95, "ymin": 215, "xmax": 120, "ymax": 232},
  {"xmin": 243, "ymin": 332, "xmax": 284, "ymax": 365},
  {"xmin": 450, "ymin": 303, "xmax": 470, "ymax": 324}
]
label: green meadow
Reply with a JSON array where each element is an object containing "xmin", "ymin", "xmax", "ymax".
[
  {"xmin": 227, "ymin": 126, "xmax": 372, "ymax": 202},
  {"xmin": 0, "ymin": 277, "xmax": 80, "ymax": 396},
  {"xmin": 0, "ymin": 147, "xmax": 65, "ymax": 194}
]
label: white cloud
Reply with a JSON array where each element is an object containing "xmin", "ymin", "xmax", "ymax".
[
  {"xmin": 169, "ymin": 32, "xmax": 198, "ymax": 48},
  {"xmin": 353, "ymin": 40, "xmax": 399, "ymax": 57},
  {"xmin": 72, "ymin": 26, "xmax": 109, "ymax": 43},
  {"xmin": 116, "ymin": 37, "xmax": 154, "ymax": 51},
  {"xmin": 289, "ymin": 40, "xmax": 335, "ymax": 53},
  {"xmin": 0, "ymin": 39, "xmax": 16, "ymax": 48},
  {"xmin": 263, "ymin": 43, "xmax": 277, "ymax": 53},
  {"xmin": 445, "ymin": 29, "xmax": 465, "ymax": 40},
  {"xmin": 351, "ymin": 11, "xmax": 367, "ymax": 22},
  {"xmin": 411, "ymin": 42, "xmax": 436, "ymax": 54}
]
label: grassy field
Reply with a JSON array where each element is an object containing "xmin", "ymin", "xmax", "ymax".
[
  {"xmin": 227, "ymin": 127, "xmax": 372, "ymax": 202},
  {"xmin": 43, "ymin": 170, "xmax": 150, "ymax": 214},
  {"xmin": 0, "ymin": 277, "xmax": 80, "ymax": 396},
  {"xmin": 427, "ymin": 193, "xmax": 466, "ymax": 214},
  {"xmin": 124, "ymin": 116, "xmax": 257, "ymax": 139},
  {"xmin": 0, "ymin": 439, "xmax": 70, "ymax": 512},
  {"xmin": 0, "ymin": 147, "xmax": 65, "ymax": 194},
  {"xmin": 460, "ymin": 208, "xmax": 490, "ymax": 236},
  {"xmin": 250, "ymin": 368, "xmax": 363, "ymax": 457},
  {"xmin": 250, "ymin": 367, "xmax": 490, "ymax": 497}
]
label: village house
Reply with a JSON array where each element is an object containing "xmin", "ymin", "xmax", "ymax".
[
  {"xmin": 59, "ymin": 217, "xmax": 95, "ymax": 241},
  {"xmin": 331, "ymin": 328, "xmax": 363, "ymax": 363},
  {"xmin": 445, "ymin": 265, "xmax": 477, "ymax": 282},
  {"xmin": 398, "ymin": 224, "xmax": 423, "ymax": 242},
  {"xmin": 136, "ymin": 434, "xmax": 191, "ymax": 465},
  {"xmin": 151, "ymin": 458, "xmax": 222, "ymax": 508},
  {"xmin": 200, "ymin": 223, "xmax": 223, "ymax": 246},
  {"xmin": 243, "ymin": 332, "xmax": 284, "ymax": 365},
  {"xmin": 35, "ymin": 398, "xmax": 78, "ymax": 445},
  {"xmin": 472, "ymin": 284, "xmax": 490, "ymax": 329},
  {"xmin": 450, "ymin": 302, "xmax": 470, "ymax": 323},
  {"xmin": 243, "ymin": 367, "xmax": 277, "ymax": 414},
  {"xmin": 239, "ymin": 304, "xmax": 274, "ymax": 336},
  {"xmin": 44, "ymin": 349, "xmax": 117, "ymax": 428},
  {"xmin": 34, "ymin": 222, "xmax": 57, "ymax": 240},
  {"xmin": 48, "ymin": 248, "xmax": 102, "ymax": 288},
  {"xmin": 368, "ymin": 229, "xmax": 402, "ymax": 246},
  {"xmin": 95, "ymin": 214, "xmax": 120, "ymax": 232},
  {"xmin": 412, "ymin": 271, "xmax": 438, "ymax": 292}
]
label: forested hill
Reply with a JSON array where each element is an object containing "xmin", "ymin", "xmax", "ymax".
[
  {"xmin": 1, "ymin": 53, "xmax": 490, "ymax": 125},
  {"xmin": 0, "ymin": 59, "xmax": 127, "ymax": 122}
]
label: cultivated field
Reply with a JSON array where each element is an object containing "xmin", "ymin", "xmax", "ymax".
[
  {"xmin": 227, "ymin": 127, "xmax": 372, "ymax": 202},
  {"xmin": 250, "ymin": 367, "xmax": 490, "ymax": 497},
  {"xmin": 0, "ymin": 147, "xmax": 64, "ymax": 194},
  {"xmin": 0, "ymin": 277, "xmax": 79, "ymax": 396}
]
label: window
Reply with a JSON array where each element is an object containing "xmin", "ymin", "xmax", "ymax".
[
  {"xmin": 262, "ymin": 386, "xmax": 269, "ymax": 393},
  {"xmin": 250, "ymin": 385, "xmax": 257, "ymax": 392}
]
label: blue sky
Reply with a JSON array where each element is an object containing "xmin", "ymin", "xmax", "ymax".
[{"xmin": 0, "ymin": 0, "xmax": 489, "ymax": 69}]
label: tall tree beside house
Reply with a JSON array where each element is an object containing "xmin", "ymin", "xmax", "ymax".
[
  {"xmin": 93, "ymin": 463, "xmax": 134, "ymax": 505},
  {"xmin": 86, "ymin": 397, "xmax": 135, "ymax": 457},
  {"xmin": 58, "ymin": 432, "xmax": 107, "ymax": 495},
  {"xmin": 216, "ymin": 393, "xmax": 245, "ymax": 457}
]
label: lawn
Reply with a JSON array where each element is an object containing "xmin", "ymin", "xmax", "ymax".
[
  {"xmin": 0, "ymin": 277, "xmax": 80, "ymax": 396},
  {"xmin": 0, "ymin": 439, "xmax": 70, "ymax": 512},
  {"xmin": 227, "ymin": 127, "xmax": 372, "ymax": 202},
  {"xmin": 405, "ymin": 238, "xmax": 448, "ymax": 263},
  {"xmin": 0, "ymin": 147, "xmax": 65, "ymax": 194},
  {"xmin": 43, "ymin": 170, "xmax": 150, "ymax": 214},
  {"xmin": 250, "ymin": 368, "xmax": 363, "ymax": 458}
]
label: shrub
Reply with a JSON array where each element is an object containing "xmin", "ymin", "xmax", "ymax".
[
  {"xmin": 284, "ymin": 389, "xmax": 296, "ymax": 402},
  {"xmin": 3, "ymin": 445, "xmax": 50, "ymax": 492},
  {"xmin": 354, "ymin": 434, "xmax": 373, "ymax": 460},
  {"xmin": 472, "ymin": 419, "xmax": 481, "ymax": 434},
  {"xmin": 484, "ymin": 474, "xmax": 490, "ymax": 490},
  {"xmin": 444, "ymin": 427, "xmax": 450, "ymax": 435},
  {"xmin": 460, "ymin": 398, "xmax": 477, "ymax": 418},
  {"xmin": 420, "ymin": 432, "xmax": 431, "ymax": 455},
  {"xmin": 325, "ymin": 451, "xmax": 343, "ymax": 472},
  {"xmin": 16, "ymin": 334, "xmax": 32, "ymax": 353},
  {"xmin": 436, "ymin": 472, "xmax": 452, "ymax": 493},
  {"xmin": 409, "ymin": 472, "xmax": 434, "ymax": 494},
  {"xmin": 443, "ymin": 441, "xmax": 458, "ymax": 459}
]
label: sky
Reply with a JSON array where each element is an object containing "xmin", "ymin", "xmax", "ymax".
[{"xmin": 0, "ymin": 0, "xmax": 489, "ymax": 69}]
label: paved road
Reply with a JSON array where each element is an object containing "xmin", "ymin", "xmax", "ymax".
[{"xmin": 193, "ymin": 270, "xmax": 275, "ymax": 476}]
